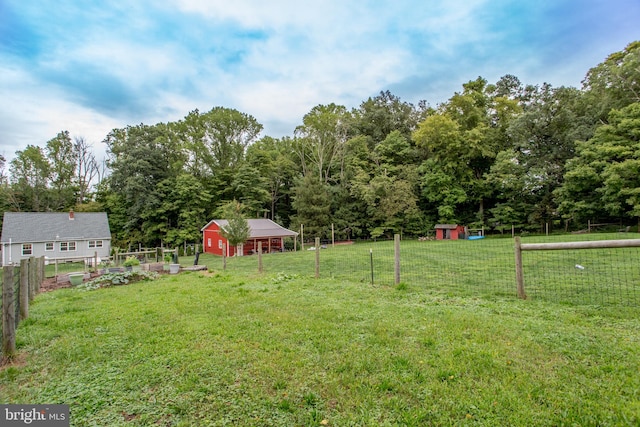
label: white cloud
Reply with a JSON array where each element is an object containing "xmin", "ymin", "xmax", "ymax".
[{"xmin": 2, "ymin": 0, "xmax": 639, "ymax": 161}]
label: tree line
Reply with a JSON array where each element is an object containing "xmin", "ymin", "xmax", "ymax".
[{"xmin": 1, "ymin": 41, "xmax": 638, "ymax": 248}]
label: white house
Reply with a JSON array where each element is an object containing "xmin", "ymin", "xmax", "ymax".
[{"xmin": 0, "ymin": 211, "xmax": 112, "ymax": 266}]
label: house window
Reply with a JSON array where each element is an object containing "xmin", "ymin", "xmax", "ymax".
[
  {"xmin": 45, "ymin": 242, "xmax": 54, "ymax": 251},
  {"xmin": 88, "ymin": 240, "xmax": 103, "ymax": 248},
  {"xmin": 218, "ymin": 239, "xmax": 223, "ymax": 249},
  {"xmin": 22, "ymin": 244, "xmax": 32, "ymax": 256},
  {"xmin": 60, "ymin": 241, "xmax": 77, "ymax": 252}
]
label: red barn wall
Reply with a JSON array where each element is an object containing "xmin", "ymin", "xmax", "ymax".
[{"xmin": 203, "ymin": 222, "xmax": 235, "ymax": 256}]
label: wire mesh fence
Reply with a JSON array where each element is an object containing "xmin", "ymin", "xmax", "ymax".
[
  {"xmin": 222, "ymin": 233, "xmax": 640, "ymax": 306},
  {"xmin": 1, "ymin": 264, "xmax": 21, "ymax": 358},
  {"xmin": 518, "ymin": 237, "xmax": 640, "ymax": 306}
]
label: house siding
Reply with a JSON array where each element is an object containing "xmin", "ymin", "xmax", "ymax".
[{"xmin": 2, "ymin": 239, "xmax": 111, "ymax": 265}]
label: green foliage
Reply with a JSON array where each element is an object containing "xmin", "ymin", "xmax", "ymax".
[
  {"xmin": 218, "ymin": 200, "xmax": 251, "ymax": 248},
  {"xmin": 291, "ymin": 174, "xmax": 332, "ymax": 238},
  {"xmin": 78, "ymin": 270, "xmax": 158, "ymax": 290},
  {"xmin": 558, "ymin": 102, "xmax": 640, "ymax": 223},
  {"xmin": 122, "ymin": 256, "xmax": 140, "ymax": 267}
]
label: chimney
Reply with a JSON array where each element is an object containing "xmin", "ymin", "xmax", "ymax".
[{"xmin": 69, "ymin": 209, "xmax": 75, "ymax": 220}]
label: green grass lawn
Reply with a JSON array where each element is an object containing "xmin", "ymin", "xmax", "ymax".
[{"xmin": 1, "ymin": 268, "xmax": 639, "ymax": 426}]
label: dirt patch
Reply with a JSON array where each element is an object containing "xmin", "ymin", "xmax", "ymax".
[
  {"xmin": 1, "ymin": 352, "xmax": 27, "ymax": 369},
  {"xmin": 40, "ymin": 273, "xmax": 102, "ymax": 293},
  {"xmin": 40, "ymin": 276, "xmax": 72, "ymax": 292}
]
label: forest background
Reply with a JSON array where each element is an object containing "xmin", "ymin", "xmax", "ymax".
[{"xmin": 1, "ymin": 41, "xmax": 639, "ymax": 249}]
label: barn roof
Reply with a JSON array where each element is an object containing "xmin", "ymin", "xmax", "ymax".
[
  {"xmin": 202, "ymin": 219, "xmax": 298, "ymax": 238},
  {"xmin": 1, "ymin": 212, "xmax": 111, "ymax": 243}
]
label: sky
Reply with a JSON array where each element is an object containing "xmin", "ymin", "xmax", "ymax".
[{"xmin": 1, "ymin": 0, "xmax": 640, "ymax": 165}]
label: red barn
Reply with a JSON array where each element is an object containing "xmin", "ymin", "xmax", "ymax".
[
  {"xmin": 201, "ymin": 219, "xmax": 299, "ymax": 256},
  {"xmin": 435, "ymin": 224, "xmax": 467, "ymax": 240}
]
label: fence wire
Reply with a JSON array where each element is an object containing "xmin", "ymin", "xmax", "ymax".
[
  {"xmin": 1, "ymin": 265, "xmax": 22, "ymax": 347},
  {"xmin": 224, "ymin": 233, "xmax": 640, "ymax": 306}
]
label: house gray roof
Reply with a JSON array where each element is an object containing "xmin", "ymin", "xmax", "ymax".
[
  {"xmin": 202, "ymin": 219, "xmax": 298, "ymax": 239},
  {"xmin": 1, "ymin": 212, "xmax": 111, "ymax": 243}
]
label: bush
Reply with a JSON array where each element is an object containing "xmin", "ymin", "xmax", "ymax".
[
  {"xmin": 78, "ymin": 271, "xmax": 158, "ymax": 290},
  {"xmin": 123, "ymin": 256, "xmax": 140, "ymax": 267}
]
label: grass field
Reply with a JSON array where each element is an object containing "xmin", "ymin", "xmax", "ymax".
[{"xmin": 2, "ymin": 264, "xmax": 639, "ymax": 425}]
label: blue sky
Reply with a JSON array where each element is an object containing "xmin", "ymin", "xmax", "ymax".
[{"xmin": 1, "ymin": 0, "xmax": 639, "ymax": 164}]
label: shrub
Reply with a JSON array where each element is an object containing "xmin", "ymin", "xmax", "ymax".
[
  {"xmin": 78, "ymin": 271, "xmax": 158, "ymax": 290},
  {"xmin": 123, "ymin": 256, "xmax": 141, "ymax": 267}
]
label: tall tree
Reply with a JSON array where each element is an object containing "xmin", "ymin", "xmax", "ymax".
[
  {"xmin": 246, "ymin": 136, "xmax": 299, "ymax": 223},
  {"xmin": 105, "ymin": 123, "xmax": 182, "ymax": 246},
  {"xmin": 9, "ymin": 145, "xmax": 50, "ymax": 211},
  {"xmin": 73, "ymin": 136, "xmax": 101, "ymax": 204},
  {"xmin": 290, "ymin": 174, "xmax": 332, "ymax": 239},
  {"xmin": 180, "ymin": 107, "xmax": 263, "ymax": 177},
  {"xmin": 293, "ymin": 103, "xmax": 350, "ymax": 184},
  {"xmin": 507, "ymin": 84, "xmax": 586, "ymax": 229},
  {"xmin": 556, "ymin": 102, "xmax": 640, "ymax": 225},
  {"xmin": 582, "ymin": 41, "xmax": 640, "ymax": 124},
  {"xmin": 352, "ymin": 90, "xmax": 425, "ymax": 144},
  {"xmin": 230, "ymin": 163, "xmax": 271, "ymax": 218},
  {"xmin": 350, "ymin": 131, "xmax": 422, "ymax": 236},
  {"xmin": 162, "ymin": 173, "xmax": 213, "ymax": 247},
  {"xmin": 46, "ymin": 131, "xmax": 77, "ymax": 210}
]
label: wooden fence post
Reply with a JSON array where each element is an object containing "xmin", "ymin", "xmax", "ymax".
[
  {"xmin": 315, "ymin": 237, "xmax": 320, "ymax": 279},
  {"xmin": 514, "ymin": 237, "xmax": 527, "ymax": 299},
  {"xmin": 36, "ymin": 256, "xmax": 44, "ymax": 292},
  {"xmin": 301, "ymin": 225, "xmax": 305, "ymax": 251},
  {"xmin": 28, "ymin": 256, "xmax": 36, "ymax": 302},
  {"xmin": 2, "ymin": 265, "xmax": 17, "ymax": 358},
  {"xmin": 222, "ymin": 244, "xmax": 227, "ymax": 270},
  {"xmin": 331, "ymin": 224, "xmax": 335, "ymax": 248},
  {"xmin": 20, "ymin": 259, "xmax": 29, "ymax": 321},
  {"xmin": 258, "ymin": 241, "xmax": 263, "ymax": 273},
  {"xmin": 394, "ymin": 234, "xmax": 401, "ymax": 285}
]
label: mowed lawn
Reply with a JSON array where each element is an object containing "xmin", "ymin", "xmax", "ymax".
[{"xmin": 1, "ymin": 265, "xmax": 639, "ymax": 426}]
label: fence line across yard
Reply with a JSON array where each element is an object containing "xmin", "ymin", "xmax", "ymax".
[{"xmin": 220, "ymin": 233, "xmax": 640, "ymax": 306}]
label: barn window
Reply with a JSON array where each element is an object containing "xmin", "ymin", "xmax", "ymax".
[
  {"xmin": 22, "ymin": 244, "xmax": 32, "ymax": 255},
  {"xmin": 218, "ymin": 240, "xmax": 223, "ymax": 249},
  {"xmin": 207, "ymin": 238, "xmax": 211, "ymax": 247}
]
